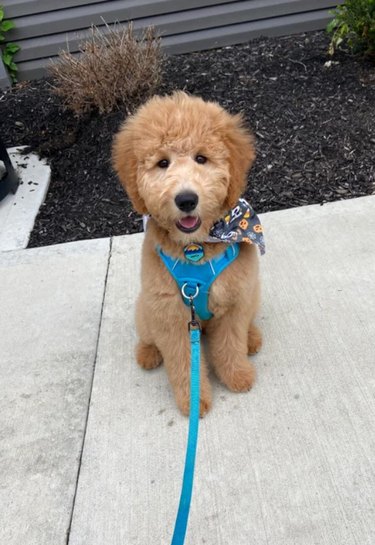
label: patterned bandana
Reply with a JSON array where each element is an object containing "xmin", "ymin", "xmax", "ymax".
[
  {"xmin": 143, "ymin": 198, "xmax": 265, "ymax": 255},
  {"xmin": 207, "ymin": 198, "xmax": 265, "ymax": 255}
]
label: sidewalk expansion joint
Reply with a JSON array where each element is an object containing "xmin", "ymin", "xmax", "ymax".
[{"xmin": 65, "ymin": 237, "xmax": 113, "ymax": 545}]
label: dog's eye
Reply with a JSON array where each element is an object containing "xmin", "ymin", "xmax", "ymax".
[
  {"xmin": 157, "ymin": 159, "xmax": 169, "ymax": 169},
  {"xmin": 195, "ymin": 155, "xmax": 207, "ymax": 165}
]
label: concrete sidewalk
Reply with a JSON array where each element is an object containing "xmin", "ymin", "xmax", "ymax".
[{"xmin": 1, "ymin": 196, "xmax": 374, "ymax": 545}]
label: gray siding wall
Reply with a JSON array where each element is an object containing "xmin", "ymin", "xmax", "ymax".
[
  {"xmin": 1, "ymin": 0, "xmax": 342, "ymax": 84},
  {"xmin": 0, "ymin": 57, "xmax": 11, "ymax": 88}
]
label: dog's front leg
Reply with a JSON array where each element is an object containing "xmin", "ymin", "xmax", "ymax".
[
  {"xmin": 157, "ymin": 323, "xmax": 212, "ymax": 417},
  {"xmin": 206, "ymin": 307, "xmax": 256, "ymax": 392}
]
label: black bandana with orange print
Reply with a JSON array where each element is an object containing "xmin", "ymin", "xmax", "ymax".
[{"xmin": 207, "ymin": 198, "xmax": 265, "ymax": 255}]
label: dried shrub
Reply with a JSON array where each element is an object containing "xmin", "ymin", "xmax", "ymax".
[{"xmin": 49, "ymin": 22, "xmax": 163, "ymax": 115}]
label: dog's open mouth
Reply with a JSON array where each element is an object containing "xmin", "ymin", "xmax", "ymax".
[{"xmin": 176, "ymin": 216, "xmax": 201, "ymax": 233}]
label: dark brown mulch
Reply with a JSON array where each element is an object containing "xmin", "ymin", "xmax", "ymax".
[{"xmin": 0, "ymin": 30, "xmax": 374, "ymax": 248}]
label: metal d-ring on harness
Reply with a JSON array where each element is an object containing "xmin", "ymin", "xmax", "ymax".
[{"xmin": 170, "ymin": 286, "xmax": 201, "ymax": 545}]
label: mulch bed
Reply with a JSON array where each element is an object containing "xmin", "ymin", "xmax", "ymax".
[{"xmin": 0, "ymin": 30, "xmax": 374, "ymax": 248}]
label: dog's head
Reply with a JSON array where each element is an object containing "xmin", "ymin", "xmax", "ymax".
[{"xmin": 113, "ymin": 92, "xmax": 255, "ymax": 243}]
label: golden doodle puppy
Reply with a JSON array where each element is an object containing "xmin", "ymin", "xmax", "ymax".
[{"xmin": 113, "ymin": 92, "xmax": 262, "ymax": 416}]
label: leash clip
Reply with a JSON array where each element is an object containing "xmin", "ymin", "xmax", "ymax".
[
  {"xmin": 188, "ymin": 298, "xmax": 201, "ymax": 332},
  {"xmin": 188, "ymin": 298, "xmax": 201, "ymax": 331},
  {"xmin": 188, "ymin": 296, "xmax": 201, "ymax": 331},
  {"xmin": 181, "ymin": 283, "xmax": 201, "ymax": 330}
]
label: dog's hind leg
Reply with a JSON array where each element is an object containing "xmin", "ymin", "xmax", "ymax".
[
  {"xmin": 207, "ymin": 306, "xmax": 256, "ymax": 393},
  {"xmin": 136, "ymin": 341, "xmax": 163, "ymax": 370},
  {"xmin": 247, "ymin": 279, "xmax": 262, "ymax": 355},
  {"xmin": 247, "ymin": 323, "xmax": 262, "ymax": 355}
]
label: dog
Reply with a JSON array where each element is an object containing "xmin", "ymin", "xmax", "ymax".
[{"xmin": 113, "ymin": 92, "xmax": 262, "ymax": 416}]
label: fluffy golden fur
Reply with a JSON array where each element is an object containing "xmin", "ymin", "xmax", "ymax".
[{"xmin": 113, "ymin": 92, "xmax": 262, "ymax": 416}]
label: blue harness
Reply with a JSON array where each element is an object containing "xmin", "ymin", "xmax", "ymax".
[{"xmin": 157, "ymin": 243, "xmax": 240, "ymax": 320}]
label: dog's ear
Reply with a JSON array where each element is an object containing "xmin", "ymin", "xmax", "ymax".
[
  {"xmin": 223, "ymin": 114, "xmax": 255, "ymax": 209},
  {"xmin": 112, "ymin": 121, "xmax": 148, "ymax": 215}
]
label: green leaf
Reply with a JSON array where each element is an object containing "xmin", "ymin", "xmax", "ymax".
[
  {"xmin": 0, "ymin": 19, "xmax": 15, "ymax": 32},
  {"xmin": 327, "ymin": 19, "xmax": 338, "ymax": 33},
  {"xmin": 341, "ymin": 23, "xmax": 349, "ymax": 35},
  {"xmin": 9, "ymin": 61, "xmax": 17, "ymax": 71},
  {"xmin": 336, "ymin": 36, "xmax": 344, "ymax": 46},
  {"xmin": 5, "ymin": 42, "xmax": 20, "ymax": 54},
  {"xmin": 0, "ymin": 8, "xmax": 4, "ymax": 23},
  {"xmin": 2, "ymin": 51, "xmax": 12, "ymax": 65}
]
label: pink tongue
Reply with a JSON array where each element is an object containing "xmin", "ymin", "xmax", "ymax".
[{"xmin": 179, "ymin": 216, "xmax": 198, "ymax": 229}]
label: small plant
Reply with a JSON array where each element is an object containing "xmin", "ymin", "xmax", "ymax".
[
  {"xmin": 327, "ymin": 0, "xmax": 375, "ymax": 57},
  {"xmin": 49, "ymin": 22, "xmax": 163, "ymax": 115},
  {"xmin": 0, "ymin": 5, "xmax": 20, "ymax": 82}
]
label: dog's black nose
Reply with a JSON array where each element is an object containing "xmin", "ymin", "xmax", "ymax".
[{"xmin": 175, "ymin": 191, "xmax": 199, "ymax": 213}]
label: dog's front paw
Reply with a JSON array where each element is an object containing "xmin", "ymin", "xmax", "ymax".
[
  {"xmin": 136, "ymin": 342, "xmax": 162, "ymax": 370},
  {"xmin": 176, "ymin": 386, "xmax": 212, "ymax": 418},
  {"xmin": 219, "ymin": 360, "xmax": 256, "ymax": 392}
]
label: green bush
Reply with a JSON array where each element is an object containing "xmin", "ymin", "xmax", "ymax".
[
  {"xmin": 327, "ymin": 0, "xmax": 375, "ymax": 56},
  {"xmin": 0, "ymin": 5, "xmax": 20, "ymax": 82}
]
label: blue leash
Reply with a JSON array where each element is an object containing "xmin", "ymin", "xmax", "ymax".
[{"xmin": 171, "ymin": 295, "xmax": 201, "ymax": 545}]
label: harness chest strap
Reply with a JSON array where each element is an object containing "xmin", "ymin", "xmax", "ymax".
[{"xmin": 156, "ymin": 243, "xmax": 240, "ymax": 321}]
